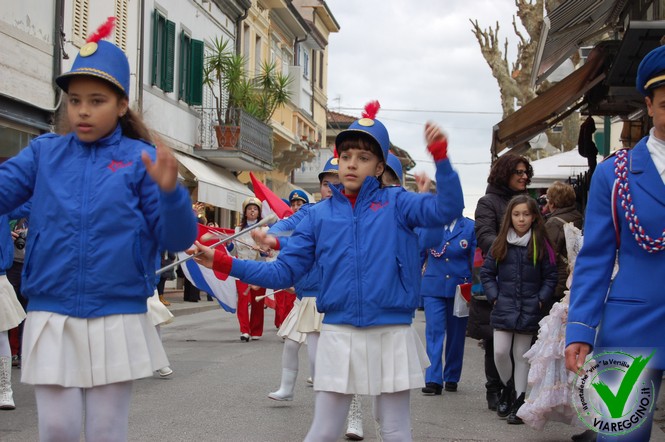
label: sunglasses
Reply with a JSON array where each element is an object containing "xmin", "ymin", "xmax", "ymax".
[{"xmin": 512, "ymin": 169, "xmax": 529, "ymax": 176}]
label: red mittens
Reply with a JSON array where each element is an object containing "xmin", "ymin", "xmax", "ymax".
[{"xmin": 427, "ymin": 138, "xmax": 448, "ymax": 162}]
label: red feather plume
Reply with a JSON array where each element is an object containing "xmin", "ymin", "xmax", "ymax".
[
  {"xmin": 361, "ymin": 100, "xmax": 381, "ymax": 120},
  {"xmin": 87, "ymin": 17, "xmax": 116, "ymax": 43}
]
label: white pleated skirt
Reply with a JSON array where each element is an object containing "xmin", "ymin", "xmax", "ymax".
[
  {"xmin": 295, "ymin": 297, "xmax": 324, "ymax": 334},
  {"xmin": 277, "ymin": 298, "xmax": 306, "ymax": 343},
  {"xmin": 0, "ymin": 275, "xmax": 26, "ymax": 332},
  {"xmin": 277, "ymin": 297, "xmax": 324, "ymax": 343},
  {"xmin": 21, "ymin": 310, "xmax": 169, "ymax": 388},
  {"xmin": 314, "ymin": 323, "xmax": 430, "ymax": 396},
  {"xmin": 147, "ymin": 290, "xmax": 174, "ymax": 326}
]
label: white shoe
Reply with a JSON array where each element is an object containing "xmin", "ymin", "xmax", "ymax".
[
  {"xmin": 268, "ymin": 369, "xmax": 298, "ymax": 401},
  {"xmin": 251, "ymin": 336, "xmax": 260, "ymax": 340},
  {"xmin": 240, "ymin": 333, "xmax": 250, "ymax": 342},
  {"xmin": 345, "ymin": 394, "xmax": 364, "ymax": 440},
  {"xmin": 306, "ymin": 377, "xmax": 313, "ymax": 385},
  {"xmin": 157, "ymin": 366, "xmax": 173, "ymax": 377},
  {"xmin": 0, "ymin": 356, "xmax": 15, "ymax": 410}
]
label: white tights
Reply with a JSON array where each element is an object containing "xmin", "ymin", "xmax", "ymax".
[
  {"xmin": 0, "ymin": 331, "xmax": 10, "ymax": 357},
  {"xmin": 34, "ymin": 382, "xmax": 133, "ymax": 442},
  {"xmin": 306, "ymin": 332, "xmax": 319, "ymax": 379},
  {"xmin": 303, "ymin": 390, "xmax": 411, "ymax": 442},
  {"xmin": 493, "ymin": 330, "xmax": 532, "ymax": 395},
  {"xmin": 282, "ymin": 338, "xmax": 301, "ymax": 372}
]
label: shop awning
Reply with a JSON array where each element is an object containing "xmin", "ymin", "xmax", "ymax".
[
  {"xmin": 174, "ymin": 151, "xmax": 253, "ymax": 212},
  {"xmin": 531, "ymin": 0, "xmax": 624, "ymax": 86},
  {"xmin": 492, "ymin": 50, "xmax": 606, "ymax": 156}
]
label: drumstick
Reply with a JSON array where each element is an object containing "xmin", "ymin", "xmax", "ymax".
[{"xmin": 156, "ymin": 214, "xmax": 278, "ymax": 275}]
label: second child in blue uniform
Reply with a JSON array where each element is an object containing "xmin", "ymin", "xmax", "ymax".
[{"xmin": 191, "ymin": 102, "xmax": 464, "ymax": 442}]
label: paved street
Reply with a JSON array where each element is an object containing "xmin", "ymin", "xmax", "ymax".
[{"xmin": 3, "ymin": 291, "xmax": 665, "ymax": 441}]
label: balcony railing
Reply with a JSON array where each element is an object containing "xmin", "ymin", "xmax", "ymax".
[{"xmin": 197, "ymin": 107, "xmax": 273, "ymax": 164}]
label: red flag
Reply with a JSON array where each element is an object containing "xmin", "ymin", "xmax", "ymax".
[{"xmin": 250, "ymin": 172, "xmax": 293, "ymax": 220}]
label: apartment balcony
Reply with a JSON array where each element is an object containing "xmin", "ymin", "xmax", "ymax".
[{"xmin": 195, "ymin": 107, "xmax": 273, "ymax": 171}]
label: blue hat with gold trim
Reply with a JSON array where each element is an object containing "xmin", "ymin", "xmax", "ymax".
[
  {"xmin": 386, "ymin": 153, "xmax": 403, "ymax": 183},
  {"xmin": 335, "ymin": 100, "xmax": 390, "ymax": 162},
  {"xmin": 289, "ymin": 189, "xmax": 309, "ymax": 204},
  {"xmin": 637, "ymin": 45, "xmax": 665, "ymax": 96},
  {"xmin": 318, "ymin": 156, "xmax": 339, "ymax": 182},
  {"xmin": 56, "ymin": 17, "xmax": 130, "ymax": 96}
]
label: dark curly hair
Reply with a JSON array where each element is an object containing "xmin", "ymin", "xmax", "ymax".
[{"xmin": 487, "ymin": 153, "xmax": 533, "ymax": 187}]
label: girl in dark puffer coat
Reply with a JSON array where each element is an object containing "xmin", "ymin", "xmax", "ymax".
[{"xmin": 480, "ymin": 195, "xmax": 558, "ymax": 425}]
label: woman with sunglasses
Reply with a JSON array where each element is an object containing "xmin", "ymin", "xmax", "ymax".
[{"xmin": 469, "ymin": 153, "xmax": 533, "ymax": 413}]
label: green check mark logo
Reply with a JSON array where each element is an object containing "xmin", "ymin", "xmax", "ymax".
[{"xmin": 591, "ymin": 351, "xmax": 654, "ymax": 418}]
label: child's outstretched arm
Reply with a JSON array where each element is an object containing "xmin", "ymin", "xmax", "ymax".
[
  {"xmin": 399, "ymin": 122, "xmax": 464, "ymax": 228},
  {"xmin": 189, "ymin": 211, "xmax": 318, "ymax": 289}
]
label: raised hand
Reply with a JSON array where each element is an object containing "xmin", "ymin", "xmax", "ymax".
[
  {"xmin": 415, "ymin": 171, "xmax": 431, "ymax": 193},
  {"xmin": 142, "ymin": 135, "xmax": 178, "ymax": 192},
  {"xmin": 424, "ymin": 122, "xmax": 448, "ymax": 161}
]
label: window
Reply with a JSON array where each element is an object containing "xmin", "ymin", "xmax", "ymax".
[
  {"xmin": 312, "ymin": 50, "xmax": 317, "ymax": 85},
  {"xmin": 254, "ymin": 35, "xmax": 262, "ymax": 77},
  {"xmin": 0, "ymin": 122, "xmax": 38, "ymax": 163},
  {"xmin": 303, "ymin": 50, "xmax": 309, "ymax": 79},
  {"xmin": 178, "ymin": 31, "xmax": 203, "ymax": 106},
  {"xmin": 114, "ymin": 0, "xmax": 129, "ymax": 51},
  {"xmin": 152, "ymin": 10, "xmax": 175, "ymax": 92},
  {"xmin": 281, "ymin": 48, "xmax": 291, "ymax": 74},
  {"xmin": 72, "ymin": 0, "xmax": 89, "ymax": 46},
  {"xmin": 318, "ymin": 52, "xmax": 324, "ymax": 89}
]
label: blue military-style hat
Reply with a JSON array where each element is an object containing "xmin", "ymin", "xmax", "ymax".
[
  {"xmin": 289, "ymin": 189, "xmax": 309, "ymax": 204},
  {"xmin": 386, "ymin": 153, "xmax": 403, "ymax": 184},
  {"xmin": 335, "ymin": 100, "xmax": 390, "ymax": 162},
  {"xmin": 56, "ymin": 17, "xmax": 130, "ymax": 96},
  {"xmin": 636, "ymin": 45, "xmax": 665, "ymax": 96},
  {"xmin": 317, "ymin": 156, "xmax": 339, "ymax": 182}
]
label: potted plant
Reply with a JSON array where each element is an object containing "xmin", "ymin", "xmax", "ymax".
[{"xmin": 203, "ymin": 36, "xmax": 293, "ymax": 149}]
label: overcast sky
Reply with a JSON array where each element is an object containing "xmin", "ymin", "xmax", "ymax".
[{"xmin": 326, "ymin": 0, "xmax": 522, "ymax": 217}]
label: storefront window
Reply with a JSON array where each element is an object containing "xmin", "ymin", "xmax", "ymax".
[{"xmin": 0, "ymin": 122, "xmax": 38, "ymax": 163}]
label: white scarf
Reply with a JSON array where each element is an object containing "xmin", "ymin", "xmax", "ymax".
[{"xmin": 506, "ymin": 228, "xmax": 531, "ymax": 247}]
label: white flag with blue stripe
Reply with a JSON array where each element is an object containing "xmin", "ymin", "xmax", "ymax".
[{"xmin": 177, "ymin": 251, "xmax": 237, "ymax": 313}]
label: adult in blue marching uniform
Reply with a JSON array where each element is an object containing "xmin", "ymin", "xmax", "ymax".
[
  {"xmin": 565, "ymin": 45, "xmax": 665, "ymax": 441},
  {"xmin": 419, "ymin": 217, "xmax": 476, "ymax": 395}
]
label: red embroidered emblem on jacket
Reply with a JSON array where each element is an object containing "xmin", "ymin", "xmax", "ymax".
[
  {"xmin": 370, "ymin": 201, "xmax": 389, "ymax": 211},
  {"xmin": 108, "ymin": 160, "xmax": 133, "ymax": 172}
]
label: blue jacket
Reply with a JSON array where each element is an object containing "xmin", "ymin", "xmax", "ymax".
[
  {"xmin": 567, "ymin": 137, "xmax": 665, "ymax": 368},
  {"xmin": 229, "ymin": 159, "xmax": 464, "ymax": 327},
  {"xmin": 268, "ymin": 204, "xmax": 319, "ymax": 298},
  {"xmin": 0, "ymin": 125, "xmax": 198, "ymax": 318},
  {"xmin": 419, "ymin": 217, "xmax": 476, "ymax": 298},
  {"xmin": 480, "ymin": 240, "xmax": 557, "ymax": 333}
]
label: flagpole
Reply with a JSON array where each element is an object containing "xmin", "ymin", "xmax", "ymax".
[{"xmin": 156, "ymin": 214, "xmax": 277, "ymax": 275}]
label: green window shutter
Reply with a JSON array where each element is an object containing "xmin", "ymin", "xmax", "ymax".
[
  {"xmin": 163, "ymin": 20, "xmax": 176, "ymax": 92},
  {"xmin": 179, "ymin": 31, "xmax": 186, "ymax": 100},
  {"xmin": 151, "ymin": 10, "xmax": 159, "ymax": 86},
  {"xmin": 189, "ymin": 39, "xmax": 204, "ymax": 106}
]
